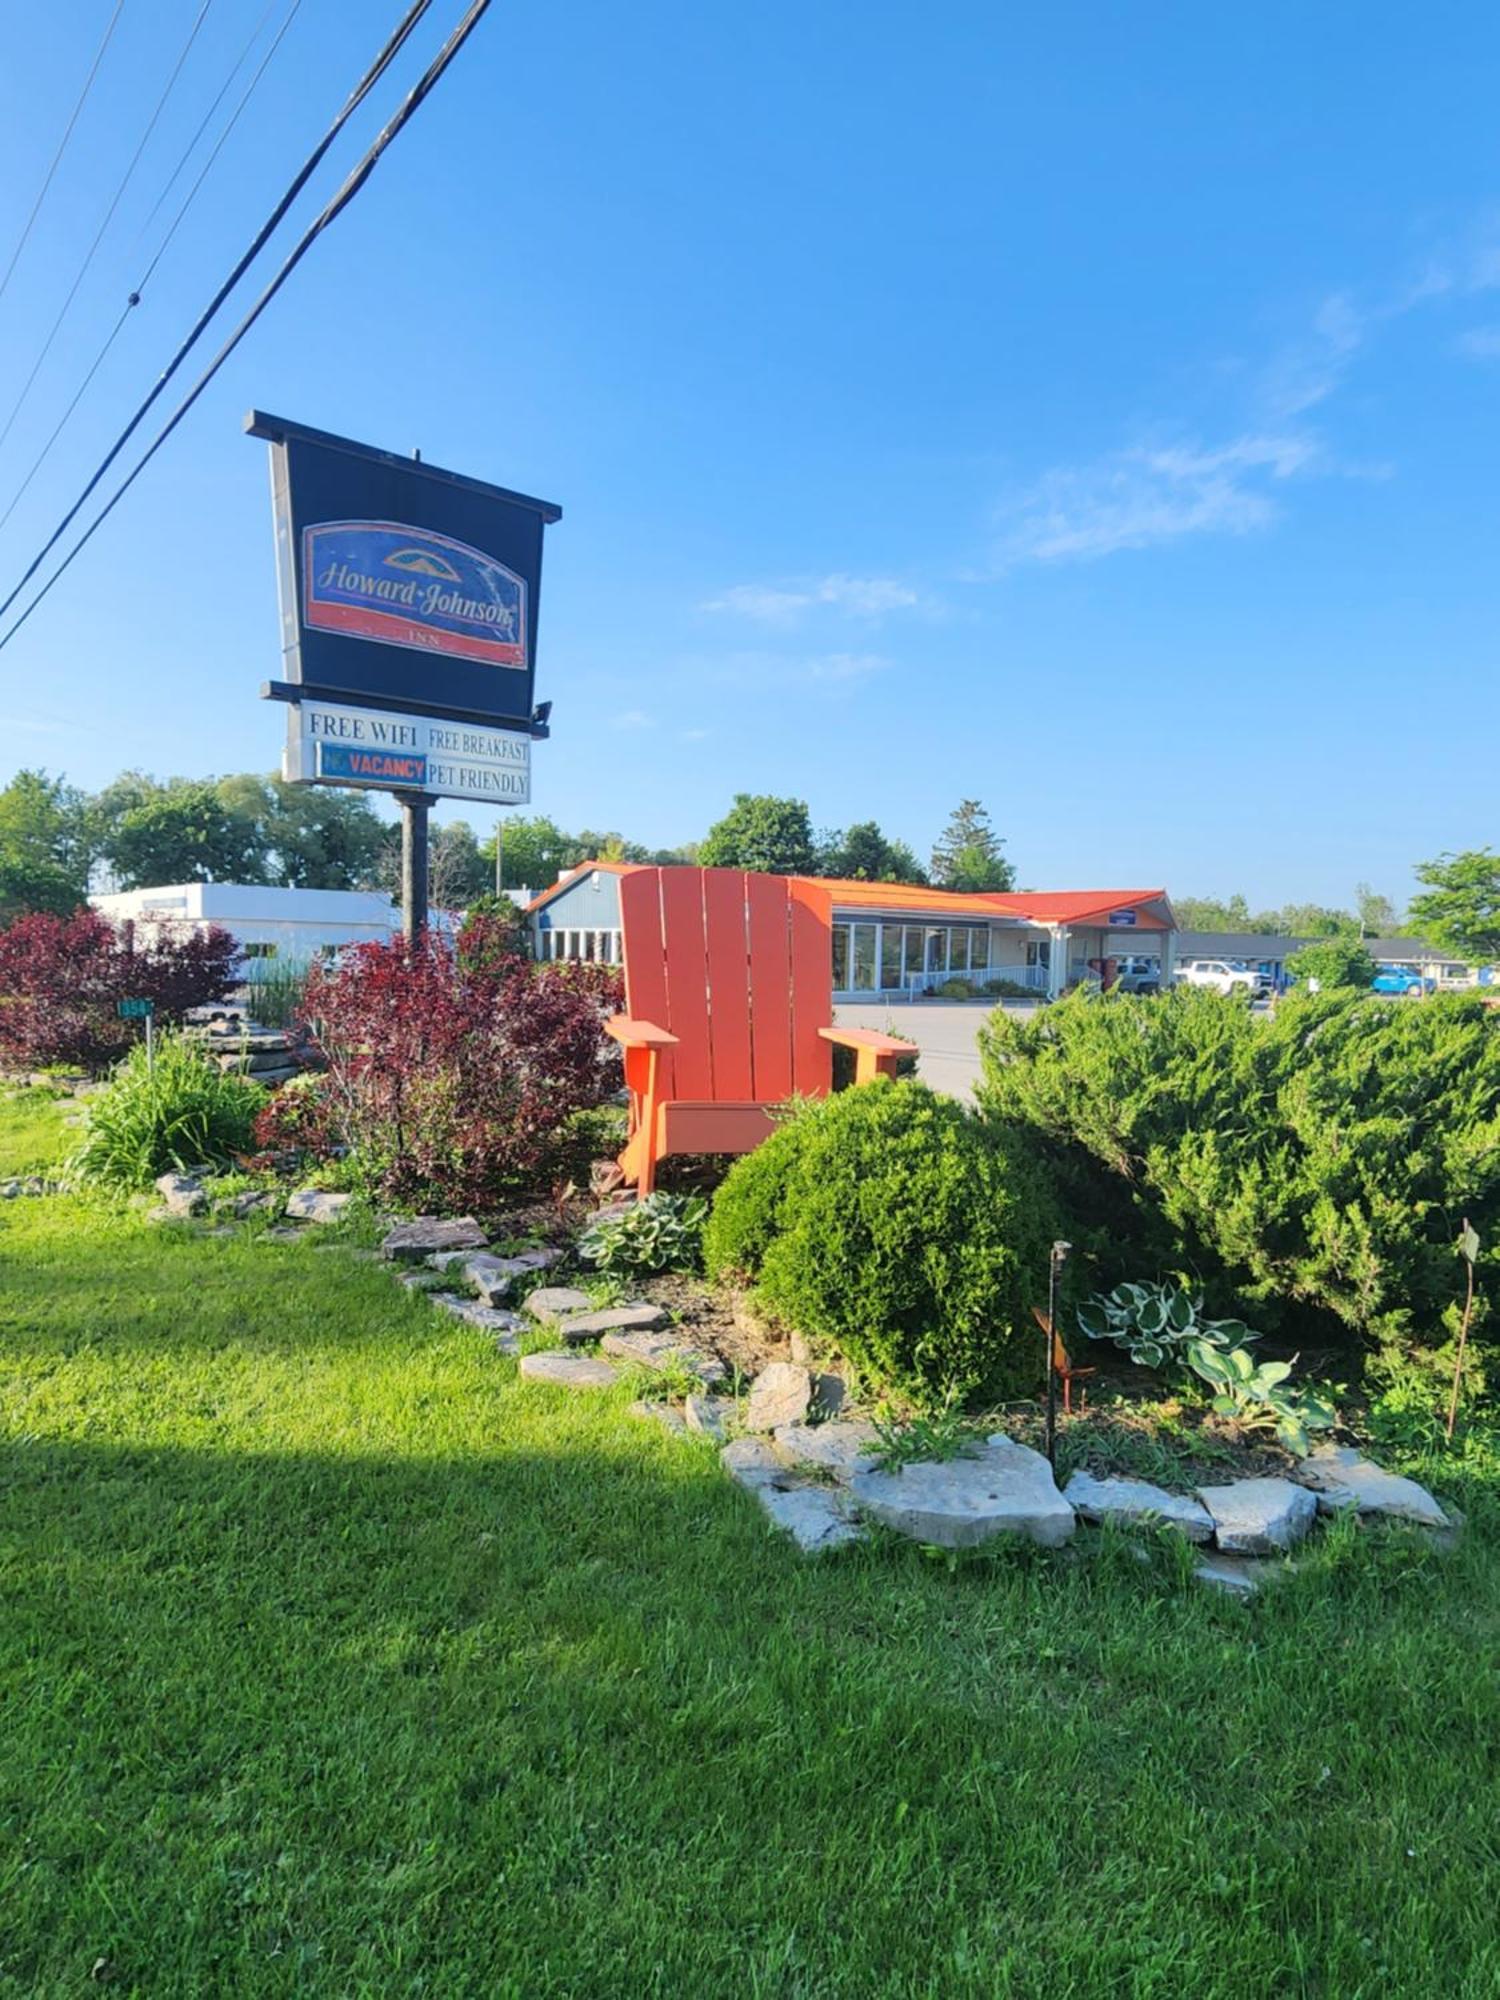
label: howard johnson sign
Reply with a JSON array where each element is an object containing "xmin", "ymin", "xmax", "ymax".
[{"xmin": 248, "ymin": 412, "xmax": 560, "ymax": 780}]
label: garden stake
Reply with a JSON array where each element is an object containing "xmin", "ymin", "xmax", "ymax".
[{"xmin": 1044, "ymin": 1239, "xmax": 1071, "ymax": 1469}]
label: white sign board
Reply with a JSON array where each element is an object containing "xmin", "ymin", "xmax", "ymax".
[{"xmin": 283, "ymin": 699, "xmax": 531, "ymax": 805}]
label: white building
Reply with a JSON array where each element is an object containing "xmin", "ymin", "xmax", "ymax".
[{"xmin": 90, "ymin": 883, "xmax": 402, "ymax": 970}]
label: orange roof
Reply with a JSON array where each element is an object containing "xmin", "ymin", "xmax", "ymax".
[{"xmin": 528, "ymin": 865, "xmax": 1173, "ymax": 930}]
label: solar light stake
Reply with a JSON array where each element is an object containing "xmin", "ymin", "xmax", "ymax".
[{"xmin": 1044, "ymin": 1240, "xmax": 1072, "ymax": 1469}]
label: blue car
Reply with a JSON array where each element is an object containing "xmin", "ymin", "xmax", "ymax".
[{"xmin": 1371, "ymin": 964, "xmax": 1436, "ymax": 996}]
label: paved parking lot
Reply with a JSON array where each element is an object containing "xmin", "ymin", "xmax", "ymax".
[{"xmin": 833, "ymin": 998, "xmax": 1038, "ymax": 1101}]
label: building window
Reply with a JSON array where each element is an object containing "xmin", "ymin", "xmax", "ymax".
[
  {"xmin": 832, "ymin": 924, "xmax": 850, "ymax": 989},
  {"xmin": 851, "ymin": 922, "xmax": 878, "ymax": 992},
  {"xmin": 242, "ymin": 942, "xmax": 278, "ymax": 960},
  {"xmin": 880, "ymin": 926, "xmax": 903, "ymax": 990},
  {"xmin": 903, "ymin": 927, "xmax": 924, "ymax": 981},
  {"xmin": 1025, "ymin": 940, "xmax": 1051, "ymax": 969}
]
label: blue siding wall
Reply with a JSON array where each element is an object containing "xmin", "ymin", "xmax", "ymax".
[{"xmin": 531, "ymin": 869, "xmax": 624, "ymax": 934}]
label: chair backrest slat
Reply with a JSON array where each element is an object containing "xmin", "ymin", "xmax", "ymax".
[{"xmin": 619, "ymin": 866, "xmax": 833, "ymax": 1107}]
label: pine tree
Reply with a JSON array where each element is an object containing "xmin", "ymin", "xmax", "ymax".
[{"xmin": 930, "ymin": 800, "xmax": 1015, "ymax": 892}]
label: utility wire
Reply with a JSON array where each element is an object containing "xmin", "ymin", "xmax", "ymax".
[
  {"xmin": 0, "ymin": 0, "xmax": 305, "ymax": 535},
  {"xmin": 0, "ymin": 0, "xmax": 495, "ymax": 657},
  {"xmin": 0, "ymin": 0, "xmax": 219, "ymax": 457},
  {"xmin": 0, "ymin": 0, "xmax": 433, "ymax": 624},
  {"xmin": 0, "ymin": 0, "xmax": 127, "ymax": 313}
]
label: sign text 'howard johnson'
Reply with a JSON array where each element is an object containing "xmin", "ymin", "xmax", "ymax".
[{"xmin": 249, "ymin": 414, "xmax": 561, "ymax": 798}]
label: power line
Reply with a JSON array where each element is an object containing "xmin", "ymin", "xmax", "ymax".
[
  {"xmin": 0, "ymin": 0, "xmax": 495, "ymax": 657},
  {"xmin": 0, "ymin": 0, "xmax": 128, "ymax": 313},
  {"xmin": 0, "ymin": 0, "xmax": 305, "ymax": 535},
  {"xmin": 0, "ymin": 0, "xmax": 219, "ymax": 457},
  {"xmin": 0, "ymin": 0, "xmax": 433, "ymax": 624}
]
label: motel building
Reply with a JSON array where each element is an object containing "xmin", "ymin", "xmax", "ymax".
[{"xmin": 528, "ymin": 864, "xmax": 1177, "ymax": 1002}]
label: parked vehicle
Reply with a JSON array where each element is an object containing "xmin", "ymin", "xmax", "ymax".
[
  {"xmin": 1371, "ymin": 964, "xmax": 1436, "ymax": 997},
  {"xmin": 1174, "ymin": 958, "xmax": 1260, "ymax": 997},
  {"xmin": 1111, "ymin": 954, "xmax": 1161, "ymax": 994}
]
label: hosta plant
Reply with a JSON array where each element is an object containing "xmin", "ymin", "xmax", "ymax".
[
  {"xmin": 1185, "ymin": 1341, "xmax": 1336, "ymax": 1456},
  {"xmin": 1076, "ymin": 1280, "xmax": 1254, "ymax": 1370},
  {"xmin": 578, "ymin": 1191, "xmax": 709, "ymax": 1276}
]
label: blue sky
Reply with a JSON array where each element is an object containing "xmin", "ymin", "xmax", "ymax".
[{"xmin": 0, "ymin": 1, "xmax": 1496, "ymax": 907}]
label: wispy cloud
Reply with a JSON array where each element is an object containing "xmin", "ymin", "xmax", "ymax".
[
  {"xmin": 997, "ymin": 434, "xmax": 1318, "ymax": 566},
  {"xmin": 1260, "ymin": 290, "xmax": 1367, "ymax": 417},
  {"xmin": 1456, "ymin": 324, "xmax": 1500, "ymax": 359},
  {"xmin": 703, "ymin": 648, "xmax": 892, "ymax": 688},
  {"xmin": 610, "ymin": 708, "xmax": 654, "ymax": 730},
  {"xmin": 703, "ymin": 572, "xmax": 919, "ymax": 623}
]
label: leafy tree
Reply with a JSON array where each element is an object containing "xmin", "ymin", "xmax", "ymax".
[
  {"xmin": 930, "ymin": 799, "xmax": 1014, "ymax": 892},
  {"xmin": 479, "ymin": 815, "xmax": 580, "ymax": 893},
  {"xmin": 0, "ymin": 769, "xmax": 91, "ymax": 920},
  {"xmin": 1173, "ymin": 893, "xmax": 1262, "ymax": 933},
  {"xmin": 216, "ymin": 774, "xmax": 386, "ymax": 890},
  {"xmin": 815, "ymin": 820, "xmax": 928, "ymax": 884},
  {"xmin": 699, "ymin": 794, "xmax": 815, "ymax": 874},
  {"xmin": 1355, "ymin": 882, "xmax": 1401, "ymax": 939},
  {"xmin": 97, "ymin": 777, "xmax": 265, "ymax": 889},
  {"xmin": 1173, "ymin": 892, "xmax": 1355, "ymax": 937},
  {"xmin": 1286, "ymin": 937, "xmax": 1377, "ymax": 989},
  {"xmin": 1408, "ymin": 849, "xmax": 1500, "ymax": 964},
  {"xmin": 1276, "ymin": 902, "xmax": 1356, "ymax": 940}
]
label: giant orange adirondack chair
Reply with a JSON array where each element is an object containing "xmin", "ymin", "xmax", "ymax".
[{"xmin": 606, "ymin": 867, "xmax": 910, "ymax": 1193}]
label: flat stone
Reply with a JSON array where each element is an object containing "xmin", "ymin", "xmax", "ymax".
[
  {"xmin": 721, "ymin": 1437, "xmax": 783, "ymax": 1490},
  {"xmin": 599, "ymin": 1329, "xmax": 727, "ymax": 1384},
  {"xmin": 744, "ymin": 1362, "xmax": 814, "ymax": 1432},
  {"xmin": 555, "ymin": 1302, "xmax": 670, "ymax": 1342},
  {"xmin": 231, "ymin": 1189, "xmax": 279, "ymax": 1219},
  {"xmin": 685, "ymin": 1394, "xmax": 732, "ymax": 1441},
  {"xmin": 153, "ymin": 1172, "xmax": 205, "ymax": 1218},
  {"xmin": 1064, "ymin": 1470, "xmax": 1215, "ymax": 1543},
  {"xmin": 755, "ymin": 1483, "xmax": 865, "ymax": 1554},
  {"xmin": 285, "ymin": 1188, "xmax": 352, "ymax": 1224},
  {"xmin": 1194, "ymin": 1554, "xmax": 1276, "ymax": 1598},
  {"xmin": 524, "ymin": 1285, "xmax": 594, "ymax": 1325},
  {"xmin": 519, "ymin": 1350, "xmax": 620, "ymax": 1390},
  {"xmin": 429, "ymin": 1292, "xmax": 525, "ymax": 1339},
  {"xmin": 630, "ymin": 1399, "xmax": 689, "ymax": 1436},
  {"xmin": 1197, "ymin": 1477, "xmax": 1317, "ymax": 1555},
  {"xmin": 850, "ymin": 1434, "xmax": 1075, "ymax": 1549},
  {"xmin": 1298, "ymin": 1445, "xmax": 1451, "ymax": 1528},
  {"xmin": 380, "ymin": 1216, "xmax": 487, "ymax": 1260},
  {"xmin": 462, "ymin": 1254, "xmax": 522, "ymax": 1304},
  {"xmin": 772, "ymin": 1420, "xmax": 881, "ymax": 1481}
]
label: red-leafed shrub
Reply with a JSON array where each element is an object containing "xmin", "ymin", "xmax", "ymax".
[
  {"xmin": 275, "ymin": 930, "xmax": 622, "ymax": 1210},
  {"xmin": 0, "ymin": 908, "xmax": 240, "ymax": 1073}
]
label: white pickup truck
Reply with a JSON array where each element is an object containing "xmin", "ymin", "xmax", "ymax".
[{"xmin": 1174, "ymin": 958, "xmax": 1263, "ymax": 997}]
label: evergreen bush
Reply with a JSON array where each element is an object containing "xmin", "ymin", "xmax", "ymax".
[
  {"xmin": 72, "ymin": 1035, "xmax": 265, "ymax": 1189},
  {"xmin": 706, "ymin": 1079, "xmax": 1060, "ymax": 1399}
]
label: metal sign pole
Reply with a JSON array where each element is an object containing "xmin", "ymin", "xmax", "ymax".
[
  {"xmin": 146, "ymin": 1006, "xmax": 155, "ymax": 1074},
  {"xmin": 398, "ymin": 792, "xmax": 431, "ymax": 942},
  {"xmin": 1044, "ymin": 1239, "xmax": 1072, "ymax": 1469}
]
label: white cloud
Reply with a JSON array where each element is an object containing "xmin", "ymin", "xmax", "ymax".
[
  {"xmin": 998, "ymin": 434, "xmax": 1318, "ymax": 565},
  {"xmin": 804, "ymin": 651, "xmax": 890, "ymax": 681},
  {"xmin": 703, "ymin": 572, "xmax": 919, "ymax": 623},
  {"xmin": 611, "ymin": 708, "xmax": 654, "ymax": 730},
  {"xmin": 702, "ymin": 648, "xmax": 892, "ymax": 688},
  {"xmin": 1457, "ymin": 324, "xmax": 1500, "ymax": 359}
]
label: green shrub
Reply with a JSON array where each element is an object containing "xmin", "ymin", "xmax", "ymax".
[
  {"xmin": 71, "ymin": 1035, "xmax": 266, "ymax": 1190},
  {"xmin": 935, "ymin": 977, "xmax": 978, "ymax": 999},
  {"xmin": 706, "ymin": 1079, "xmax": 1061, "ymax": 1400},
  {"xmin": 578, "ymin": 1191, "xmax": 708, "ymax": 1275},
  {"xmin": 983, "ymin": 977, "xmax": 1040, "ymax": 1001},
  {"xmin": 978, "ymin": 987, "xmax": 1500, "ymax": 1372}
]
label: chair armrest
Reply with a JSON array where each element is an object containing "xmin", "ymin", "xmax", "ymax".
[
  {"xmin": 606, "ymin": 1014, "xmax": 679, "ymax": 1050},
  {"xmin": 819, "ymin": 1026, "xmax": 912, "ymax": 1057}
]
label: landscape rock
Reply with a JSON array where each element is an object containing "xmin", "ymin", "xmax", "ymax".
[
  {"xmin": 684, "ymin": 1394, "xmax": 732, "ymax": 1441},
  {"xmin": 231, "ymin": 1189, "xmax": 279, "ymax": 1219},
  {"xmin": 1194, "ymin": 1554, "xmax": 1274, "ymax": 1598},
  {"xmin": 1064, "ymin": 1470, "xmax": 1215, "ymax": 1543},
  {"xmin": 380, "ymin": 1216, "xmax": 487, "ymax": 1260},
  {"xmin": 555, "ymin": 1302, "xmax": 670, "ymax": 1342},
  {"xmin": 755, "ymin": 1483, "xmax": 865, "ymax": 1554},
  {"xmin": 772, "ymin": 1420, "xmax": 881, "ymax": 1481},
  {"xmin": 285, "ymin": 1188, "xmax": 353, "ymax": 1225},
  {"xmin": 519, "ymin": 1350, "xmax": 621, "ymax": 1390},
  {"xmin": 850, "ymin": 1434, "xmax": 1075, "ymax": 1549},
  {"xmin": 1298, "ymin": 1445, "xmax": 1451, "ymax": 1529},
  {"xmin": 599, "ymin": 1329, "xmax": 727, "ymax": 1384},
  {"xmin": 1197, "ymin": 1477, "xmax": 1317, "ymax": 1555},
  {"xmin": 461, "ymin": 1254, "xmax": 523, "ymax": 1304},
  {"xmin": 630, "ymin": 1399, "xmax": 689, "ymax": 1436},
  {"xmin": 744, "ymin": 1362, "xmax": 814, "ymax": 1432},
  {"xmin": 721, "ymin": 1437, "xmax": 783, "ymax": 1490},
  {"xmin": 523, "ymin": 1285, "xmax": 594, "ymax": 1325},
  {"xmin": 429, "ymin": 1293, "xmax": 525, "ymax": 1343},
  {"xmin": 153, "ymin": 1172, "xmax": 205, "ymax": 1218}
]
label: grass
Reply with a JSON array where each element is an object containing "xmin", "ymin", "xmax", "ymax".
[
  {"xmin": 0, "ymin": 1083, "xmax": 74, "ymax": 1177},
  {"xmin": 2, "ymin": 1103, "xmax": 1499, "ymax": 1995}
]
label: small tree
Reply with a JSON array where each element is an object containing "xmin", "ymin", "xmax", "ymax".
[
  {"xmin": 1286, "ymin": 937, "xmax": 1377, "ymax": 989},
  {"xmin": 100, "ymin": 778, "xmax": 266, "ymax": 888},
  {"xmin": 816, "ymin": 820, "xmax": 928, "ymax": 884},
  {"xmin": 0, "ymin": 769, "xmax": 91, "ymax": 921},
  {"xmin": 930, "ymin": 800, "xmax": 1015, "ymax": 892},
  {"xmin": 699, "ymin": 794, "xmax": 815, "ymax": 874},
  {"xmin": 1408, "ymin": 849, "xmax": 1500, "ymax": 965}
]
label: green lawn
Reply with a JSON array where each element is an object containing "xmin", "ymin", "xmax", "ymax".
[
  {"xmin": 0, "ymin": 1084, "xmax": 73, "ymax": 1176},
  {"xmin": 2, "ymin": 1107, "xmax": 1498, "ymax": 1996}
]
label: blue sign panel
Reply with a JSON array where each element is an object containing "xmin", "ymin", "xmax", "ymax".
[
  {"xmin": 1108, "ymin": 910, "xmax": 1138, "ymax": 927},
  {"xmin": 303, "ymin": 521, "xmax": 525, "ymax": 668},
  {"xmin": 315, "ymin": 740, "xmax": 429, "ymax": 788}
]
